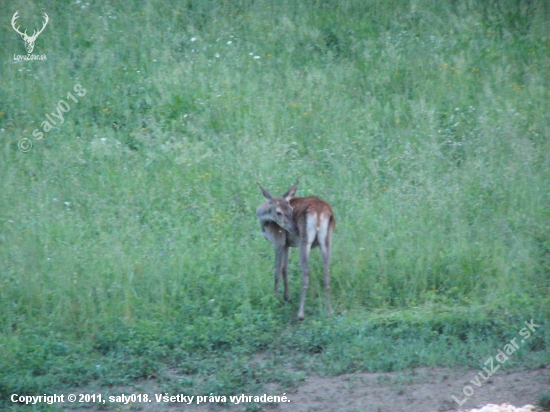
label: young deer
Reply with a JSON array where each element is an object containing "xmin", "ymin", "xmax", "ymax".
[{"xmin": 256, "ymin": 182, "xmax": 335, "ymax": 319}]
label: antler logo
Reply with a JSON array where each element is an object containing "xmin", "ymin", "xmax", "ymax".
[{"xmin": 11, "ymin": 11, "xmax": 49, "ymax": 54}]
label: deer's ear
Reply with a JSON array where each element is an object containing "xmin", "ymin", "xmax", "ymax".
[
  {"xmin": 257, "ymin": 182, "xmax": 274, "ymax": 203},
  {"xmin": 283, "ymin": 181, "xmax": 299, "ymax": 201}
]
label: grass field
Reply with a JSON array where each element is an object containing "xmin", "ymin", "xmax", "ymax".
[{"xmin": 1, "ymin": 0, "xmax": 549, "ymax": 409}]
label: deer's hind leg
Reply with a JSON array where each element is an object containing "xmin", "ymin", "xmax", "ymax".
[
  {"xmin": 297, "ymin": 214, "xmax": 317, "ymax": 320},
  {"xmin": 317, "ymin": 215, "xmax": 334, "ymax": 316}
]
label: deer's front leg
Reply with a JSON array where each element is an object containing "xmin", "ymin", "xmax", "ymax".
[
  {"xmin": 282, "ymin": 246, "xmax": 290, "ymax": 301},
  {"xmin": 274, "ymin": 246, "xmax": 286, "ymax": 295}
]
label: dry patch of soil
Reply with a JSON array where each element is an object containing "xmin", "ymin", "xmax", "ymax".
[
  {"xmin": 266, "ymin": 366, "xmax": 549, "ymax": 412},
  {"xmin": 66, "ymin": 365, "xmax": 549, "ymax": 412}
]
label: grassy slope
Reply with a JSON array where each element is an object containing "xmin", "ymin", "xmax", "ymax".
[{"xmin": 0, "ymin": 0, "xmax": 549, "ymax": 408}]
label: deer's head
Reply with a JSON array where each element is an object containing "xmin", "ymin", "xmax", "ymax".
[
  {"xmin": 12, "ymin": 11, "xmax": 49, "ymax": 54},
  {"xmin": 257, "ymin": 182, "xmax": 299, "ymax": 235}
]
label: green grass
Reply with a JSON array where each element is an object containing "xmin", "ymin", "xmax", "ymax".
[{"xmin": 1, "ymin": 0, "xmax": 549, "ymax": 408}]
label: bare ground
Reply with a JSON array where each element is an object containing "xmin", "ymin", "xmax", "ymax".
[{"xmin": 64, "ymin": 365, "xmax": 550, "ymax": 412}]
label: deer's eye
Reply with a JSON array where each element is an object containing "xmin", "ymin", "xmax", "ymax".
[{"xmin": 276, "ymin": 211, "xmax": 282, "ymax": 216}]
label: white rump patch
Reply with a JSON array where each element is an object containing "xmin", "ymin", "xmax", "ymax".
[
  {"xmin": 306, "ymin": 214, "xmax": 318, "ymax": 245},
  {"xmin": 316, "ymin": 213, "xmax": 330, "ymax": 247}
]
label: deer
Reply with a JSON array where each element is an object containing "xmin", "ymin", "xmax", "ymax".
[
  {"xmin": 11, "ymin": 11, "xmax": 49, "ymax": 54},
  {"xmin": 256, "ymin": 181, "xmax": 335, "ymax": 319}
]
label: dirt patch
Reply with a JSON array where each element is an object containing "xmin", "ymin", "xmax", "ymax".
[
  {"xmin": 65, "ymin": 365, "xmax": 549, "ymax": 411},
  {"xmin": 266, "ymin": 366, "xmax": 549, "ymax": 412}
]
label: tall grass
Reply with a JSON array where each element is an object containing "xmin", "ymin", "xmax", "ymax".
[{"xmin": 0, "ymin": 0, "xmax": 549, "ymax": 402}]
